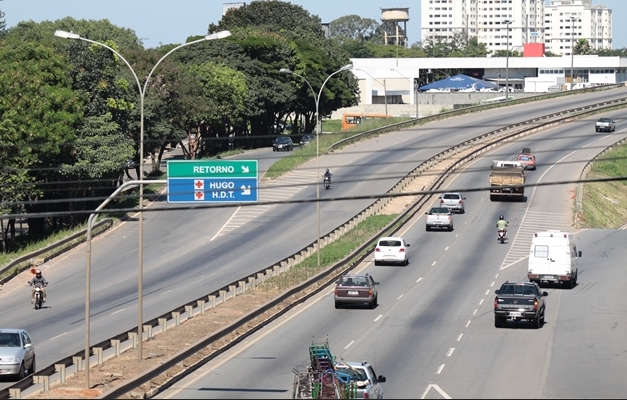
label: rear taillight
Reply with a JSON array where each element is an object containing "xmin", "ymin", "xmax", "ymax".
[
  {"xmin": 494, "ymin": 297, "xmax": 498, "ymax": 309},
  {"xmin": 459, "ymin": 200, "xmax": 463, "ymax": 204},
  {"xmin": 334, "ymin": 288, "xmax": 338, "ymax": 296},
  {"xmin": 364, "ymin": 393, "xmax": 369, "ymax": 399},
  {"xmin": 399, "ymin": 248, "xmax": 405, "ymax": 253},
  {"xmin": 369, "ymin": 289, "xmax": 373, "ymax": 296},
  {"xmin": 440, "ymin": 199, "xmax": 444, "ymax": 204},
  {"xmin": 375, "ymin": 247, "xmax": 381, "ymax": 252},
  {"xmin": 534, "ymin": 300, "xmax": 538, "ymax": 310}
]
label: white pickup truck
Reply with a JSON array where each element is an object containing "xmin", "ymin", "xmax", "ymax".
[
  {"xmin": 335, "ymin": 361, "xmax": 386, "ymax": 399},
  {"xmin": 425, "ymin": 207, "xmax": 454, "ymax": 231}
]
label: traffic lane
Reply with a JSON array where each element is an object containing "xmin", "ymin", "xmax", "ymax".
[
  {"xmin": 154, "ymin": 167, "xmax": 521, "ymax": 398},
  {"xmin": 542, "ymin": 229, "xmax": 627, "ymax": 398},
  {"xmin": 8, "ymin": 91, "xmax": 623, "ymax": 376},
  {"xmin": 432, "ymin": 229, "xmax": 627, "ymax": 399},
  {"xmin": 153, "ymin": 115, "xmax": 623, "ymax": 398}
]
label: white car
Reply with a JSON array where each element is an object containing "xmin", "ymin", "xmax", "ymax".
[{"xmin": 374, "ymin": 237, "xmax": 410, "ymax": 266}]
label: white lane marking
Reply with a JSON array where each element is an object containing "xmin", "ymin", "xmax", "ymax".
[
  {"xmin": 479, "ymin": 299, "xmax": 484, "ymax": 306},
  {"xmin": 211, "ymin": 206, "xmax": 241, "ymax": 241},
  {"xmin": 582, "ymin": 133, "xmax": 613, "ymax": 148},
  {"xmin": 111, "ymin": 308, "xmax": 125, "ymax": 315},
  {"xmin": 374, "ymin": 315, "xmax": 383, "ymax": 322},
  {"xmin": 432, "ymin": 261, "xmax": 437, "ymax": 266},
  {"xmin": 344, "ymin": 341, "xmax": 354, "ymax": 350},
  {"xmin": 397, "ymin": 294, "xmax": 404, "ymax": 300},
  {"xmin": 500, "ymin": 150, "xmax": 577, "ymax": 270},
  {"xmin": 162, "ymin": 290, "xmax": 172, "ymax": 295},
  {"xmin": 457, "ymin": 333, "xmax": 463, "ymax": 342},
  {"xmin": 495, "ymin": 274, "xmax": 499, "ymax": 279},
  {"xmin": 473, "ymin": 309, "xmax": 478, "ymax": 316},
  {"xmin": 485, "ymin": 290, "xmax": 490, "ymax": 295},
  {"xmin": 436, "ymin": 364, "xmax": 445, "ymax": 374},
  {"xmin": 416, "ymin": 277, "xmax": 423, "ymax": 283},
  {"xmin": 455, "ymin": 234, "xmax": 459, "ymax": 237},
  {"xmin": 50, "ymin": 332, "xmax": 67, "ymax": 341},
  {"xmin": 446, "ymin": 348, "xmax": 455, "ymax": 357},
  {"xmin": 466, "ymin": 320, "xmax": 471, "ymax": 328},
  {"xmin": 421, "ymin": 384, "xmax": 452, "ymax": 400},
  {"xmin": 490, "ymin": 281, "xmax": 495, "ymax": 287},
  {"xmin": 444, "ymin": 246, "xmax": 449, "ymax": 251}
]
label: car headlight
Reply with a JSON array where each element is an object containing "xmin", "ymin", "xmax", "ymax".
[{"xmin": 0, "ymin": 357, "xmax": 20, "ymax": 363}]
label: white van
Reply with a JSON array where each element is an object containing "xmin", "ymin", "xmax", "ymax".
[{"xmin": 527, "ymin": 230, "xmax": 581, "ymax": 288}]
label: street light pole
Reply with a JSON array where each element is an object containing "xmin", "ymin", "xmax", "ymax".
[
  {"xmin": 390, "ymin": 68, "xmax": 419, "ymax": 119},
  {"xmin": 279, "ymin": 64, "xmax": 353, "ymax": 266},
  {"xmin": 54, "ymin": 29, "xmax": 231, "ymax": 389},
  {"xmin": 570, "ymin": 16, "xmax": 576, "ymax": 89},
  {"xmin": 503, "ymin": 19, "xmax": 513, "ymax": 94}
]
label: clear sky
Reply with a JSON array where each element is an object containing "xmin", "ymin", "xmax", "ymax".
[{"xmin": 1, "ymin": 0, "xmax": 625, "ymax": 49}]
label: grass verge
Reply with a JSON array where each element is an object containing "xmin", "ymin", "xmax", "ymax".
[
  {"xmin": 580, "ymin": 144, "xmax": 627, "ymax": 228},
  {"xmin": 257, "ymin": 214, "xmax": 397, "ymax": 291}
]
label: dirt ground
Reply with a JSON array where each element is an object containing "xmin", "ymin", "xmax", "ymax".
[{"xmin": 27, "ymin": 278, "xmax": 339, "ymax": 399}]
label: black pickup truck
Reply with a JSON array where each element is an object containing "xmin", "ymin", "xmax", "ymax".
[{"xmin": 494, "ymin": 282, "xmax": 548, "ymax": 329}]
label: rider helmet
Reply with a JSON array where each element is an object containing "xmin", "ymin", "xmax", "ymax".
[
  {"xmin": 326, "ymin": 168, "xmax": 329, "ymax": 173},
  {"xmin": 35, "ymin": 269, "xmax": 42, "ymax": 276},
  {"xmin": 499, "ymin": 215, "xmax": 504, "ymax": 220}
]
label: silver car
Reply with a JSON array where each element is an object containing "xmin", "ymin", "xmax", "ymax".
[{"xmin": 0, "ymin": 329, "xmax": 36, "ymax": 380}]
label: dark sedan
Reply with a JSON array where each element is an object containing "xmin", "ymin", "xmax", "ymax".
[
  {"xmin": 299, "ymin": 134, "xmax": 316, "ymax": 147},
  {"xmin": 273, "ymin": 136, "xmax": 293, "ymax": 151}
]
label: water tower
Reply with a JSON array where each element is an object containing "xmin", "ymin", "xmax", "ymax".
[{"xmin": 381, "ymin": 7, "xmax": 409, "ymax": 48}]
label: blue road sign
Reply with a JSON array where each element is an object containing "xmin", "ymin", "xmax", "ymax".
[{"xmin": 167, "ymin": 178, "xmax": 258, "ymax": 203}]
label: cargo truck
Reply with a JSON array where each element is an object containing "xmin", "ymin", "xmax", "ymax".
[{"xmin": 489, "ymin": 166, "xmax": 525, "ymax": 201}]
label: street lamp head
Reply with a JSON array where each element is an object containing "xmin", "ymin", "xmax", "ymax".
[
  {"xmin": 54, "ymin": 30, "xmax": 80, "ymax": 40},
  {"xmin": 279, "ymin": 68, "xmax": 293, "ymax": 74},
  {"xmin": 340, "ymin": 64, "xmax": 353, "ymax": 71},
  {"xmin": 205, "ymin": 30, "xmax": 231, "ymax": 41}
]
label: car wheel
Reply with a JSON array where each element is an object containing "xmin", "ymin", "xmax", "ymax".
[
  {"xmin": 449, "ymin": 225, "xmax": 453, "ymax": 231},
  {"xmin": 532, "ymin": 316, "xmax": 541, "ymax": 329},
  {"xmin": 404, "ymin": 258, "xmax": 409, "ymax": 266},
  {"xmin": 425, "ymin": 225, "xmax": 430, "ymax": 232},
  {"xmin": 495, "ymin": 317, "xmax": 504, "ymax": 328},
  {"xmin": 30, "ymin": 356, "xmax": 36, "ymax": 375},
  {"xmin": 374, "ymin": 260, "xmax": 380, "ymax": 266},
  {"xmin": 335, "ymin": 301, "xmax": 341, "ymax": 309},
  {"xmin": 17, "ymin": 362, "xmax": 26, "ymax": 380},
  {"xmin": 540, "ymin": 310, "xmax": 545, "ymax": 324},
  {"xmin": 595, "ymin": 128, "xmax": 599, "ymax": 132},
  {"xmin": 369, "ymin": 297, "xmax": 377, "ymax": 309}
]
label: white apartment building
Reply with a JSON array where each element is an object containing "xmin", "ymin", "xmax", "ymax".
[
  {"xmin": 421, "ymin": 0, "xmax": 611, "ymax": 56},
  {"xmin": 544, "ymin": 0, "xmax": 612, "ymax": 56}
]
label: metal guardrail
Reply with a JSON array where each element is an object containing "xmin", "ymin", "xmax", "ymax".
[
  {"xmin": 3, "ymin": 94, "xmax": 626, "ymax": 399},
  {"xmin": 0, "ymin": 219, "xmax": 113, "ymax": 285}
]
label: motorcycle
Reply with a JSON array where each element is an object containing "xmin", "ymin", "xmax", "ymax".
[
  {"xmin": 32, "ymin": 286, "xmax": 44, "ymax": 310},
  {"xmin": 323, "ymin": 176, "xmax": 331, "ymax": 190},
  {"xmin": 497, "ymin": 229, "xmax": 508, "ymax": 244}
]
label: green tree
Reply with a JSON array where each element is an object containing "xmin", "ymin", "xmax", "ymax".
[
  {"xmin": 491, "ymin": 49, "xmax": 523, "ymax": 57},
  {"xmin": 0, "ymin": 8, "xmax": 6, "ymax": 36},
  {"xmin": 0, "ymin": 40, "xmax": 84, "ymax": 235},
  {"xmin": 574, "ymin": 38, "xmax": 592, "ymax": 55},
  {"xmin": 329, "ymin": 15, "xmax": 381, "ymax": 44}
]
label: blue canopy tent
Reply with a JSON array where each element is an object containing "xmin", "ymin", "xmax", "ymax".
[{"xmin": 419, "ymin": 74, "xmax": 499, "ymax": 92}]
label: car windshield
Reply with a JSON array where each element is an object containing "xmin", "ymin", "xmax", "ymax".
[
  {"xmin": 430, "ymin": 208, "xmax": 449, "ymax": 214},
  {"xmin": 519, "ymin": 156, "xmax": 531, "ymax": 161},
  {"xmin": 335, "ymin": 365, "xmax": 369, "ymax": 381},
  {"xmin": 599, "ymin": 118, "xmax": 611, "ymax": 122},
  {"xmin": 275, "ymin": 137, "xmax": 291, "ymax": 143},
  {"xmin": 0, "ymin": 333, "xmax": 20, "ymax": 347},
  {"xmin": 339, "ymin": 276, "xmax": 369, "ymax": 287},
  {"xmin": 443, "ymin": 194, "xmax": 460, "ymax": 200},
  {"xmin": 379, "ymin": 240, "xmax": 401, "ymax": 247}
]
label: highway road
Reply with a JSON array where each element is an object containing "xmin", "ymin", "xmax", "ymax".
[
  {"xmin": 153, "ymin": 109, "xmax": 627, "ymax": 398},
  {"xmin": 0, "ymin": 88, "xmax": 626, "ymax": 389}
]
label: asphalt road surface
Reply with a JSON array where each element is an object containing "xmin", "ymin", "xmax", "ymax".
[
  {"xmin": 153, "ymin": 106, "xmax": 627, "ymax": 398},
  {"xmin": 0, "ymin": 88, "xmax": 626, "ymax": 390}
]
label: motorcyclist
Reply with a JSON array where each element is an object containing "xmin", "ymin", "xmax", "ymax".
[
  {"xmin": 323, "ymin": 168, "xmax": 332, "ymax": 183},
  {"xmin": 496, "ymin": 215, "xmax": 508, "ymax": 236},
  {"xmin": 28, "ymin": 269, "xmax": 48, "ymax": 304}
]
